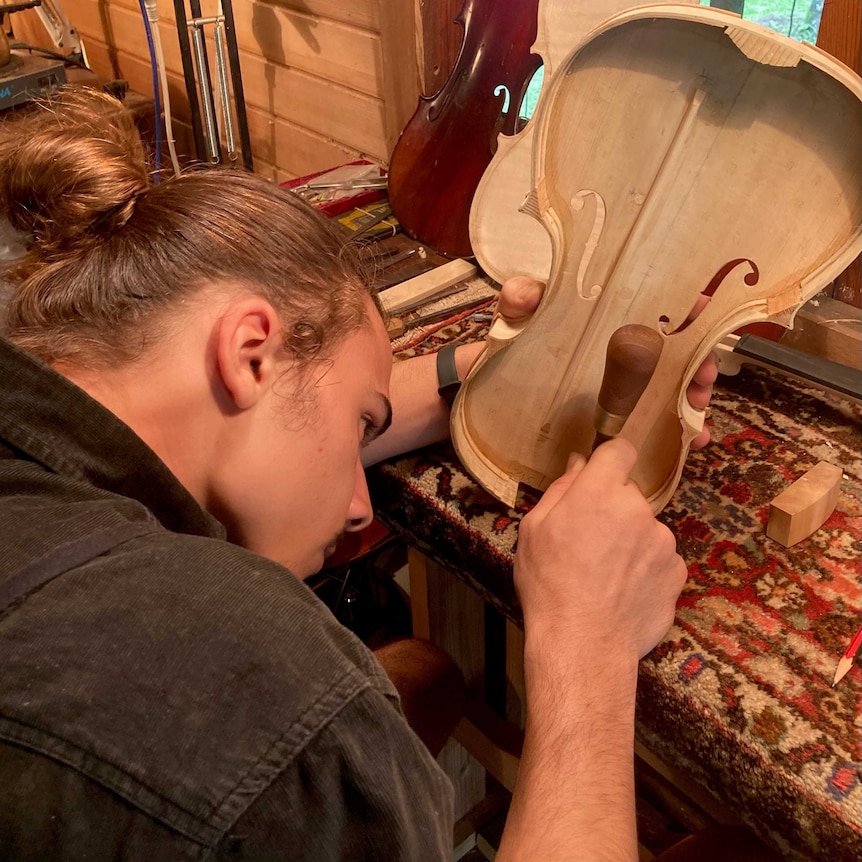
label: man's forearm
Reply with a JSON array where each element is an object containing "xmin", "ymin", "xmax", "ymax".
[
  {"xmin": 496, "ymin": 640, "xmax": 640, "ymax": 862},
  {"xmin": 361, "ymin": 342, "xmax": 483, "ymax": 466}
]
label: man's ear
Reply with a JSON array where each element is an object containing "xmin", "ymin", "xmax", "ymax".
[{"xmin": 215, "ymin": 296, "xmax": 283, "ymax": 410}]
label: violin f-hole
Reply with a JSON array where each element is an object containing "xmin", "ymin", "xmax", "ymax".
[
  {"xmin": 491, "ymin": 85, "xmax": 512, "ymax": 145},
  {"xmin": 660, "ymin": 258, "xmax": 761, "ymax": 335},
  {"xmin": 571, "ymin": 189, "xmax": 606, "ymax": 300}
]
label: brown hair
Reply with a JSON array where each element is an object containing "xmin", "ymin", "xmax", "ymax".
[{"xmin": 0, "ymin": 87, "xmax": 376, "ymax": 367}]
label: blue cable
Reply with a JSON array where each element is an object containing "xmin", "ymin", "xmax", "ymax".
[{"xmin": 138, "ymin": 0, "xmax": 162, "ymax": 184}]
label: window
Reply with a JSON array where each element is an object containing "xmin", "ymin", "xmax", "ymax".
[{"xmin": 517, "ymin": 1, "xmax": 825, "ymax": 123}]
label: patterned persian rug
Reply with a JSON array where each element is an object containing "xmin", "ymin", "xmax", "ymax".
[{"xmin": 369, "ymin": 309, "xmax": 861, "ymax": 861}]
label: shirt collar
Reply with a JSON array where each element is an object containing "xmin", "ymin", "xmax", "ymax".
[{"xmin": 0, "ymin": 337, "xmax": 225, "ymax": 540}]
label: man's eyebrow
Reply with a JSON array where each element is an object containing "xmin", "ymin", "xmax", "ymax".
[{"xmin": 363, "ymin": 395, "xmax": 393, "ymax": 444}]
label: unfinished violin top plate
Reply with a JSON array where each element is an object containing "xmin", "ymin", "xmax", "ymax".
[
  {"xmin": 454, "ymin": 4, "xmax": 862, "ymax": 510},
  {"xmin": 468, "ymin": 0, "xmax": 699, "ymax": 285}
]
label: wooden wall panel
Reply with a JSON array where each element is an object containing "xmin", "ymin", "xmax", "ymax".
[
  {"xmin": 245, "ymin": 106, "xmax": 363, "ymax": 177},
  {"xmin": 69, "ymin": 1, "xmax": 387, "ymax": 155},
  {"xmin": 77, "ymin": 32, "xmax": 365, "ymax": 177},
  {"xmin": 71, "ymin": 3, "xmax": 185, "ymax": 81},
  {"xmin": 238, "ymin": 53, "xmax": 388, "ymax": 155},
  {"xmin": 378, "ymin": 0, "xmax": 421, "ymax": 151},
  {"xmin": 70, "ymin": 0, "xmax": 382, "ymax": 97},
  {"xmin": 229, "ymin": 2, "xmax": 382, "ymax": 97},
  {"xmin": 267, "ymin": 0, "xmax": 379, "ymax": 31},
  {"xmin": 34, "ymin": 0, "xmax": 419, "ymax": 178}
]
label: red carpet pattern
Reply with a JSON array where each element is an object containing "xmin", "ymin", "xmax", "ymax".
[{"xmin": 368, "ymin": 318, "xmax": 861, "ymax": 860}]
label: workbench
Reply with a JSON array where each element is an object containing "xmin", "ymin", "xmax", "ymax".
[{"xmin": 367, "ymin": 311, "xmax": 861, "ymax": 861}]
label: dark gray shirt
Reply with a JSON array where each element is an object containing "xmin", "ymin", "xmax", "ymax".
[{"xmin": 0, "ymin": 336, "xmax": 452, "ymax": 861}]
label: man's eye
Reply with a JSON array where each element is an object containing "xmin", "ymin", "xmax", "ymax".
[{"xmin": 360, "ymin": 400, "xmax": 392, "ymax": 446}]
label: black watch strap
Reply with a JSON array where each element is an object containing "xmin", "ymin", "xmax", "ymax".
[{"xmin": 436, "ymin": 343, "xmax": 462, "ymax": 409}]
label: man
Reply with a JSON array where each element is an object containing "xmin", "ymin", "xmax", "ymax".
[{"xmin": 0, "ymin": 86, "xmax": 715, "ymax": 861}]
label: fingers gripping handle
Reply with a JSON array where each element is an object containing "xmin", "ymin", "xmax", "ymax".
[{"xmin": 593, "ymin": 324, "xmax": 664, "ymax": 450}]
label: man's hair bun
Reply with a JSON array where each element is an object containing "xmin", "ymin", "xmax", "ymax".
[{"xmin": 0, "ymin": 87, "xmax": 150, "ymax": 252}]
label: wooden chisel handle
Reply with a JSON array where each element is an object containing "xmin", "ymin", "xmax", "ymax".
[{"xmin": 593, "ymin": 324, "xmax": 664, "ymax": 450}]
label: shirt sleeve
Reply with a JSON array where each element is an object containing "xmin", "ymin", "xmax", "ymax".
[{"xmin": 216, "ymin": 686, "xmax": 454, "ymax": 862}]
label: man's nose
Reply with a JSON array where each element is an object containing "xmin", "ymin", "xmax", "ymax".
[{"xmin": 345, "ymin": 459, "xmax": 374, "ymax": 532}]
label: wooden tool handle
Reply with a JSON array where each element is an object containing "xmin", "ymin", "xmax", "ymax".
[{"xmin": 593, "ymin": 324, "xmax": 664, "ymax": 447}]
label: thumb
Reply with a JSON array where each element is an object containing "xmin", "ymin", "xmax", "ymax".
[{"xmin": 496, "ymin": 276, "xmax": 545, "ymax": 321}]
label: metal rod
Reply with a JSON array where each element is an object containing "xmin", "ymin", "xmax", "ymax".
[
  {"xmin": 213, "ymin": 20, "xmax": 237, "ymax": 163},
  {"xmin": 306, "ymin": 178, "xmax": 389, "ymax": 191},
  {"xmin": 189, "ymin": 0, "xmax": 220, "ymax": 164},
  {"xmin": 220, "ymin": 0, "xmax": 253, "ymax": 170},
  {"xmin": 187, "ymin": 15, "xmax": 223, "ymax": 26},
  {"xmin": 191, "ymin": 22, "xmax": 220, "ymax": 163},
  {"xmin": 173, "ymin": 0, "xmax": 205, "ymax": 161}
]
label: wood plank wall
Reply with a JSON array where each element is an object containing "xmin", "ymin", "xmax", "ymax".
[{"xmin": 17, "ymin": 0, "xmax": 421, "ymax": 181}]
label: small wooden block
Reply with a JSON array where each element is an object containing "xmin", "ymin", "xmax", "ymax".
[
  {"xmin": 385, "ymin": 317, "xmax": 404, "ymax": 339},
  {"xmin": 378, "ymin": 258, "xmax": 476, "ymax": 314},
  {"xmin": 781, "ymin": 296, "xmax": 862, "ymax": 372},
  {"xmin": 766, "ymin": 461, "xmax": 843, "ymax": 547}
]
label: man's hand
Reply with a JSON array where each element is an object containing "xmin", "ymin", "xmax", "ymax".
[
  {"xmin": 514, "ymin": 438, "xmax": 686, "ymax": 660},
  {"xmin": 498, "ymin": 438, "xmax": 687, "ymax": 862},
  {"xmin": 491, "ymin": 276, "xmax": 718, "ymax": 449},
  {"xmin": 493, "ymin": 275, "xmax": 546, "ymax": 322}
]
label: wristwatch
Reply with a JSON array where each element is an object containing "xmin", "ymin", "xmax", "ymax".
[{"xmin": 436, "ymin": 343, "xmax": 462, "ymax": 409}]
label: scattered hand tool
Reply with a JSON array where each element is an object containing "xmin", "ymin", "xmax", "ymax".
[
  {"xmin": 386, "ymin": 293, "xmax": 494, "ymax": 340},
  {"xmin": 382, "ymin": 246, "xmax": 426, "ymax": 268}
]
